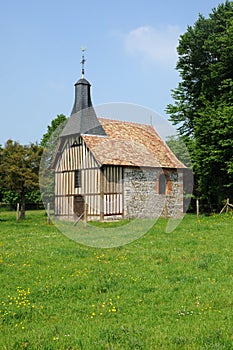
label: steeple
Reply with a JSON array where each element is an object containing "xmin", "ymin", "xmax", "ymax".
[
  {"xmin": 60, "ymin": 50, "xmax": 107, "ymax": 138},
  {"xmin": 71, "ymin": 48, "xmax": 92, "ymax": 115}
]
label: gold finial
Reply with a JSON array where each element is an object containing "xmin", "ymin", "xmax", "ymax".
[{"xmin": 81, "ymin": 47, "xmax": 86, "ymax": 78}]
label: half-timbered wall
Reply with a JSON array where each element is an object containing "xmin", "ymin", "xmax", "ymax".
[
  {"xmin": 55, "ymin": 136, "xmax": 100, "ymax": 220},
  {"xmin": 103, "ymin": 166, "xmax": 123, "ymax": 220},
  {"xmin": 54, "ymin": 136, "xmax": 124, "ymax": 221}
]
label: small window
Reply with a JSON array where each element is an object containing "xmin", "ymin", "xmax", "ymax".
[
  {"xmin": 71, "ymin": 139, "xmax": 82, "ymax": 147},
  {"xmin": 159, "ymin": 173, "xmax": 166, "ymax": 194},
  {"xmin": 74, "ymin": 170, "xmax": 81, "ymax": 188}
]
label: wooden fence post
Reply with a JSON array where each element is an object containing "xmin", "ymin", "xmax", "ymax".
[
  {"xmin": 84, "ymin": 203, "xmax": 88, "ymax": 227},
  {"xmin": 16, "ymin": 203, "xmax": 20, "ymax": 222},
  {"xmin": 47, "ymin": 203, "xmax": 50, "ymax": 224},
  {"xmin": 220, "ymin": 198, "xmax": 233, "ymax": 214},
  {"xmin": 196, "ymin": 198, "xmax": 199, "ymax": 219}
]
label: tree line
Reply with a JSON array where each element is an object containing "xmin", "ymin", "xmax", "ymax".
[
  {"xmin": 166, "ymin": 1, "xmax": 233, "ymax": 211},
  {"xmin": 1, "ymin": 2, "xmax": 233, "ymax": 216},
  {"xmin": 0, "ymin": 114, "xmax": 67, "ymax": 218}
]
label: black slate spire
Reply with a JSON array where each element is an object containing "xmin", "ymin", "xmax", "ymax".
[
  {"xmin": 71, "ymin": 48, "xmax": 91, "ymax": 114},
  {"xmin": 60, "ymin": 50, "xmax": 107, "ymax": 138},
  {"xmin": 71, "ymin": 78, "xmax": 92, "ymax": 115}
]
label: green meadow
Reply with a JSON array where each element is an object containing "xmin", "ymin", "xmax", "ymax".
[{"xmin": 0, "ymin": 211, "xmax": 233, "ymax": 349}]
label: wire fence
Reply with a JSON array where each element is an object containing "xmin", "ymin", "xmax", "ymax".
[
  {"xmin": 0, "ymin": 199, "xmax": 232, "ymax": 215},
  {"xmin": 0, "ymin": 202, "xmax": 45, "ymax": 211}
]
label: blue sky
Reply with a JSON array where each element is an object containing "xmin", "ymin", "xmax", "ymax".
[{"xmin": 0, "ymin": 0, "xmax": 222, "ymax": 145}]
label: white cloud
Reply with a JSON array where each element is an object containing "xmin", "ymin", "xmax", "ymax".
[{"xmin": 124, "ymin": 25, "xmax": 181, "ymax": 67}]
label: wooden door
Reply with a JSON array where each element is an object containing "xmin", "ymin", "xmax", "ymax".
[{"xmin": 73, "ymin": 195, "xmax": 85, "ymax": 218}]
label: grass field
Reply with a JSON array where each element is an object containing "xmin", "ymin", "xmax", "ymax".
[{"xmin": 0, "ymin": 211, "xmax": 233, "ymax": 349}]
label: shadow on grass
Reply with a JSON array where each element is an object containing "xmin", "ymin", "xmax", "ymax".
[
  {"xmin": 55, "ymin": 217, "xmax": 159, "ymax": 248},
  {"xmin": 88, "ymin": 219, "xmax": 132, "ymax": 228}
]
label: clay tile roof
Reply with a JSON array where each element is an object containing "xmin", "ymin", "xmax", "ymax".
[{"xmin": 82, "ymin": 118, "xmax": 185, "ymax": 169}]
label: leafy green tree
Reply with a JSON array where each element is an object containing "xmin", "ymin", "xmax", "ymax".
[
  {"xmin": 166, "ymin": 1, "xmax": 233, "ymax": 208},
  {"xmin": 39, "ymin": 114, "xmax": 67, "ymax": 208},
  {"xmin": 1, "ymin": 190, "xmax": 20, "ymax": 207},
  {"xmin": 40, "ymin": 114, "xmax": 67, "ymax": 147},
  {"xmin": 0, "ymin": 140, "xmax": 43, "ymax": 218},
  {"xmin": 166, "ymin": 135, "xmax": 192, "ymax": 168},
  {"xmin": 0, "ymin": 144, "xmax": 3, "ymax": 203}
]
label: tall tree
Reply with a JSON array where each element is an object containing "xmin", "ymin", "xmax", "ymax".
[
  {"xmin": 0, "ymin": 144, "xmax": 3, "ymax": 203},
  {"xmin": 39, "ymin": 114, "xmax": 67, "ymax": 207},
  {"xmin": 40, "ymin": 114, "xmax": 67, "ymax": 147},
  {"xmin": 166, "ymin": 135, "xmax": 192, "ymax": 168},
  {"xmin": 166, "ymin": 1, "xmax": 233, "ymax": 208},
  {"xmin": 0, "ymin": 140, "xmax": 43, "ymax": 218}
]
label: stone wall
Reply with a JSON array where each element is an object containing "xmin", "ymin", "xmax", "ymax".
[
  {"xmin": 123, "ymin": 167, "xmax": 183, "ymax": 219},
  {"xmin": 165, "ymin": 170, "xmax": 184, "ymax": 217}
]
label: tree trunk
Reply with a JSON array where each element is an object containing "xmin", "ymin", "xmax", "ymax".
[{"xmin": 20, "ymin": 188, "xmax": 26, "ymax": 219}]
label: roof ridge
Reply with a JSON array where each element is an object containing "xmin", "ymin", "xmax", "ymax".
[{"xmin": 97, "ymin": 116, "xmax": 153, "ymax": 128}]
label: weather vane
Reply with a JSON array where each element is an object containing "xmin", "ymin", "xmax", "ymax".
[{"xmin": 81, "ymin": 47, "xmax": 86, "ymax": 78}]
